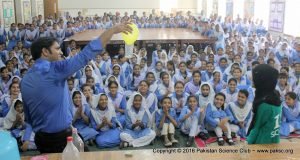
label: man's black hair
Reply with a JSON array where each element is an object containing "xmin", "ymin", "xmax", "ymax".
[{"xmin": 31, "ymin": 37, "xmax": 58, "ymax": 60}]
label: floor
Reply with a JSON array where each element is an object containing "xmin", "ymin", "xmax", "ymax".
[{"xmin": 20, "ymin": 130, "xmax": 300, "ymax": 157}]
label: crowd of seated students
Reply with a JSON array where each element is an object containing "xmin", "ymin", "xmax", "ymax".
[{"xmin": 0, "ymin": 9, "xmax": 299, "ymax": 152}]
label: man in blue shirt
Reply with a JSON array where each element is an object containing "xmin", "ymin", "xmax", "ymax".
[{"xmin": 21, "ymin": 22, "xmax": 132, "ymax": 153}]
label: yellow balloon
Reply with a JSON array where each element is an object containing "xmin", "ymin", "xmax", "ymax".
[
  {"xmin": 131, "ymin": 23, "xmax": 139, "ymax": 38},
  {"xmin": 122, "ymin": 23, "xmax": 139, "ymax": 45}
]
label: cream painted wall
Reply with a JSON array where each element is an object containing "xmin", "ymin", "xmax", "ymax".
[
  {"xmin": 206, "ymin": 0, "xmax": 213, "ymax": 17},
  {"xmin": 58, "ymin": 0, "xmax": 197, "ymax": 17},
  {"xmin": 233, "ymin": 0, "xmax": 244, "ymax": 19},
  {"xmin": 254, "ymin": 0, "xmax": 269, "ymax": 28},
  {"xmin": 196, "ymin": 0, "xmax": 203, "ymax": 13},
  {"xmin": 196, "ymin": 0, "xmax": 208, "ymax": 16},
  {"xmin": 14, "ymin": 0, "xmax": 43, "ymax": 24},
  {"xmin": 284, "ymin": 0, "xmax": 300, "ymax": 36},
  {"xmin": 0, "ymin": 0, "xmax": 15, "ymax": 27},
  {"xmin": 15, "ymin": 0, "xmax": 32, "ymax": 24},
  {"xmin": 14, "ymin": 0, "xmax": 23, "ymax": 23},
  {"xmin": 218, "ymin": 0, "xmax": 226, "ymax": 19},
  {"xmin": 177, "ymin": 0, "xmax": 197, "ymax": 9},
  {"xmin": 31, "ymin": 0, "xmax": 44, "ymax": 18},
  {"xmin": 58, "ymin": 0, "xmax": 158, "ymax": 17}
]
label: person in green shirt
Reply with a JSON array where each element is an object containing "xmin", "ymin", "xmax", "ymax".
[{"xmin": 247, "ymin": 64, "xmax": 282, "ymax": 144}]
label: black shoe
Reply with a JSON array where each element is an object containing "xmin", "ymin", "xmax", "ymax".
[
  {"xmin": 186, "ymin": 137, "xmax": 194, "ymax": 147},
  {"xmin": 150, "ymin": 140, "xmax": 154, "ymax": 145},
  {"xmin": 119, "ymin": 141, "xmax": 129, "ymax": 149},
  {"xmin": 199, "ymin": 132, "xmax": 209, "ymax": 140},
  {"xmin": 217, "ymin": 137, "xmax": 225, "ymax": 146},
  {"xmin": 231, "ymin": 132, "xmax": 237, "ymax": 138},
  {"xmin": 84, "ymin": 145, "xmax": 89, "ymax": 152},
  {"xmin": 227, "ymin": 138, "xmax": 235, "ymax": 146},
  {"xmin": 87, "ymin": 139, "xmax": 95, "ymax": 146}
]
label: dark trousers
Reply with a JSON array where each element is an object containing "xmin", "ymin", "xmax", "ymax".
[{"xmin": 35, "ymin": 127, "xmax": 72, "ymax": 153}]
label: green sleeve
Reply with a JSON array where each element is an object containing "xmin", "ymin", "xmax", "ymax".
[{"xmin": 247, "ymin": 104, "xmax": 271, "ymax": 144}]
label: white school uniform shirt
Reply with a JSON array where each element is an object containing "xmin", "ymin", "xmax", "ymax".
[
  {"xmin": 90, "ymin": 98, "xmax": 116, "ymax": 131},
  {"xmin": 126, "ymin": 92, "xmax": 152, "ymax": 128},
  {"xmin": 221, "ymin": 88, "xmax": 239, "ymax": 104},
  {"xmin": 3, "ymin": 99, "xmax": 23, "ymax": 129},
  {"xmin": 276, "ymin": 84, "xmax": 292, "ymax": 100},
  {"xmin": 19, "ymin": 29, "xmax": 26, "ymax": 40},
  {"xmin": 25, "ymin": 29, "xmax": 38, "ymax": 41}
]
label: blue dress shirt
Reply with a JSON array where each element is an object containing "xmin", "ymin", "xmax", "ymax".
[{"xmin": 21, "ymin": 38, "xmax": 103, "ymax": 133}]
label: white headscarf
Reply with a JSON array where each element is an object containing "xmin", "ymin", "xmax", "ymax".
[
  {"xmin": 104, "ymin": 75, "xmax": 124, "ymax": 94},
  {"xmin": 266, "ymin": 51, "xmax": 281, "ymax": 65},
  {"xmin": 89, "ymin": 60, "xmax": 104, "ymax": 87},
  {"xmin": 147, "ymin": 71, "xmax": 159, "ymax": 93},
  {"xmin": 7, "ymin": 76, "xmax": 22, "ymax": 89},
  {"xmin": 196, "ymin": 82, "xmax": 215, "ymax": 108},
  {"xmin": 204, "ymin": 45, "xmax": 214, "ymax": 55},
  {"xmin": 0, "ymin": 79, "xmax": 22, "ymax": 110},
  {"xmin": 186, "ymin": 45, "xmax": 197, "ymax": 60},
  {"xmin": 157, "ymin": 72, "xmax": 174, "ymax": 96},
  {"xmin": 160, "ymin": 51, "xmax": 168, "ymax": 68},
  {"xmin": 137, "ymin": 50, "xmax": 146, "ymax": 64},
  {"xmin": 81, "ymin": 65, "xmax": 101, "ymax": 86},
  {"xmin": 129, "ymin": 53, "xmax": 138, "ymax": 65},
  {"xmin": 110, "ymin": 63, "xmax": 122, "ymax": 75},
  {"xmin": 3, "ymin": 98, "xmax": 23, "ymax": 129},
  {"xmin": 224, "ymin": 62, "xmax": 243, "ymax": 78},
  {"xmin": 276, "ymin": 42, "xmax": 289, "ymax": 57},
  {"xmin": 71, "ymin": 90, "xmax": 88, "ymax": 116},
  {"xmin": 211, "ymin": 69, "xmax": 223, "ymax": 82},
  {"xmin": 228, "ymin": 101, "xmax": 252, "ymax": 122},
  {"xmin": 126, "ymin": 92, "xmax": 152, "ymax": 128},
  {"xmin": 186, "ymin": 45, "xmax": 196, "ymax": 55},
  {"xmin": 90, "ymin": 93, "xmax": 118, "ymax": 131}
]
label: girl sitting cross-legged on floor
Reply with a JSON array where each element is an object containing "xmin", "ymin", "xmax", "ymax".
[
  {"xmin": 155, "ymin": 97, "xmax": 178, "ymax": 147},
  {"xmin": 119, "ymin": 93, "xmax": 156, "ymax": 148},
  {"xmin": 89, "ymin": 93, "xmax": 121, "ymax": 148},
  {"xmin": 71, "ymin": 91, "xmax": 98, "ymax": 144},
  {"xmin": 280, "ymin": 92, "xmax": 300, "ymax": 137},
  {"xmin": 225, "ymin": 89, "xmax": 252, "ymax": 139},
  {"xmin": 205, "ymin": 93, "xmax": 234, "ymax": 146},
  {"xmin": 3, "ymin": 99, "xmax": 36, "ymax": 151}
]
